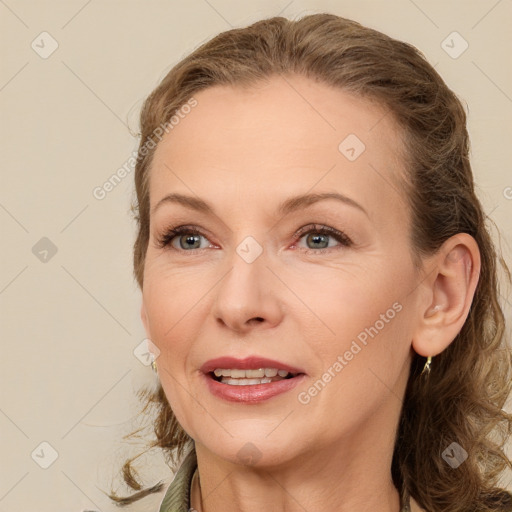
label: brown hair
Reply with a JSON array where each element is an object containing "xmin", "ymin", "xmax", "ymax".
[{"xmin": 109, "ymin": 13, "xmax": 512, "ymax": 511}]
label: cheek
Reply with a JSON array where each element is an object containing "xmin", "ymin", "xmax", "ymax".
[
  {"xmin": 291, "ymin": 259, "xmax": 415, "ymax": 386},
  {"xmin": 287, "ymin": 260, "xmax": 406, "ymax": 339},
  {"xmin": 142, "ymin": 262, "xmax": 211, "ymax": 337},
  {"xmin": 299, "ymin": 293, "xmax": 413, "ymax": 429},
  {"xmin": 142, "ymin": 273, "xmax": 206, "ymax": 426}
]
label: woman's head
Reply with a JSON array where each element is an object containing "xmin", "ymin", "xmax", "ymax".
[{"xmin": 119, "ymin": 13, "xmax": 512, "ymax": 510}]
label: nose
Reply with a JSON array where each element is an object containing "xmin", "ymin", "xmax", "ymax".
[{"xmin": 211, "ymin": 246, "xmax": 284, "ymax": 334}]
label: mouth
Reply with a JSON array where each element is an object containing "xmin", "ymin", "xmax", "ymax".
[
  {"xmin": 208, "ymin": 367, "xmax": 302, "ymax": 386},
  {"xmin": 202, "ymin": 364, "xmax": 307, "ymax": 403},
  {"xmin": 200, "ymin": 356, "xmax": 306, "ymax": 402}
]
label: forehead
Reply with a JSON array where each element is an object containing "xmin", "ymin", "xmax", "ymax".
[{"xmin": 149, "ymin": 74, "xmax": 408, "ymax": 224}]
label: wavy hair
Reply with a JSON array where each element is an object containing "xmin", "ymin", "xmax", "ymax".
[{"xmin": 108, "ymin": 13, "xmax": 512, "ymax": 511}]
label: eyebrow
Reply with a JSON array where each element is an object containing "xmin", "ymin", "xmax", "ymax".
[{"xmin": 151, "ymin": 191, "xmax": 369, "ymax": 218}]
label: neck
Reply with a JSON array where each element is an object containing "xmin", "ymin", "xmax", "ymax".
[
  {"xmin": 192, "ymin": 449, "xmax": 401, "ymax": 512},
  {"xmin": 191, "ymin": 396, "xmax": 404, "ymax": 512}
]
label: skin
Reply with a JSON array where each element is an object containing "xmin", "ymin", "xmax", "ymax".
[{"xmin": 140, "ymin": 74, "xmax": 480, "ymax": 512}]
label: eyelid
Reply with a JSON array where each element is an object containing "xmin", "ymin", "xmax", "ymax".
[
  {"xmin": 293, "ymin": 223, "xmax": 353, "ymax": 246},
  {"xmin": 156, "ymin": 222, "xmax": 353, "ymax": 253},
  {"xmin": 155, "ymin": 225, "xmax": 214, "ymax": 250}
]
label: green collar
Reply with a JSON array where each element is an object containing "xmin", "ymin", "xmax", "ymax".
[{"xmin": 159, "ymin": 447, "xmax": 197, "ymax": 512}]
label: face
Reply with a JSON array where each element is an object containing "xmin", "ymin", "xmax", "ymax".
[{"xmin": 141, "ymin": 74, "xmax": 423, "ymax": 468}]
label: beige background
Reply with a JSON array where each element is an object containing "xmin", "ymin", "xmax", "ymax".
[{"xmin": 1, "ymin": 1, "xmax": 511, "ymax": 511}]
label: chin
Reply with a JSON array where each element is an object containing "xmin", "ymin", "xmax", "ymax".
[{"xmin": 196, "ymin": 432, "xmax": 302, "ymax": 469}]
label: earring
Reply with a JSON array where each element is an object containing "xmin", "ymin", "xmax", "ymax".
[
  {"xmin": 151, "ymin": 360, "xmax": 158, "ymax": 373},
  {"xmin": 421, "ymin": 356, "xmax": 432, "ymax": 375}
]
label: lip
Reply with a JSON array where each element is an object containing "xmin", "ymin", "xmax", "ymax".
[
  {"xmin": 200, "ymin": 356, "xmax": 306, "ymax": 375},
  {"xmin": 200, "ymin": 356, "xmax": 307, "ymax": 404},
  {"xmin": 201, "ymin": 371, "xmax": 307, "ymax": 403}
]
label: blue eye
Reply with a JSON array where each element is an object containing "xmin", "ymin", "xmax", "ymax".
[
  {"xmin": 294, "ymin": 224, "xmax": 353, "ymax": 253},
  {"xmin": 157, "ymin": 226, "xmax": 210, "ymax": 250},
  {"xmin": 156, "ymin": 223, "xmax": 353, "ymax": 254}
]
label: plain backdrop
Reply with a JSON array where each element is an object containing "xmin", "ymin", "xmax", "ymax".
[{"xmin": 1, "ymin": 1, "xmax": 511, "ymax": 511}]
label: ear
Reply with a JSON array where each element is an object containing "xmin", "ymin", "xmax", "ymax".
[{"xmin": 411, "ymin": 233, "xmax": 481, "ymax": 358}]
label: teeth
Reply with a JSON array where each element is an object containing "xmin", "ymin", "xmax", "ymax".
[
  {"xmin": 221, "ymin": 378, "xmax": 274, "ymax": 386},
  {"xmin": 213, "ymin": 368, "xmax": 292, "ymax": 379},
  {"xmin": 245, "ymin": 369, "xmax": 265, "ymax": 378}
]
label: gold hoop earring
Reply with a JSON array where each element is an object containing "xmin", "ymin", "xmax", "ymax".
[
  {"xmin": 421, "ymin": 356, "xmax": 432, "ymax": 375},
  {"xmin": 151, "ymin": 360, "xmax": 158, "ymax": 373}
]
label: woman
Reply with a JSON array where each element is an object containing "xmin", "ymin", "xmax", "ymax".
[{"xmin": 109, "ymin": 13, "xmax": 512, "ymax": 512}]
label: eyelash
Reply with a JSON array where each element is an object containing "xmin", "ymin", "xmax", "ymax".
[{"xmin": 156, "ymin": 223, "xmax": 353, "ymax": 255}]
